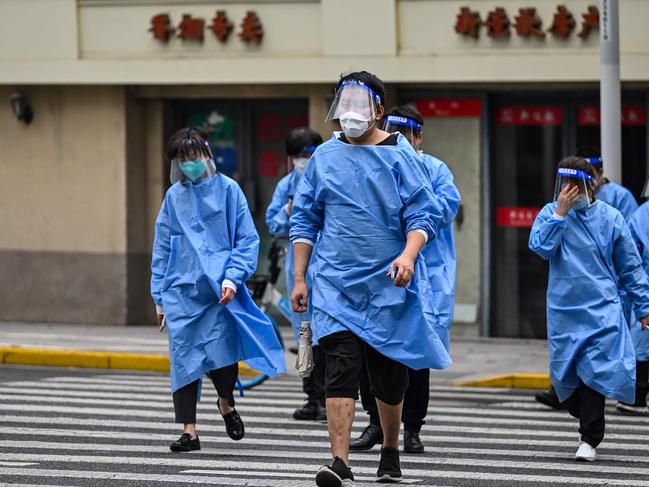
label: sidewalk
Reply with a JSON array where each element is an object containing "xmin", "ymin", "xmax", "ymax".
[{"xmin": 0, "ymin": 321, "xmax": 550, "ymax": 387}]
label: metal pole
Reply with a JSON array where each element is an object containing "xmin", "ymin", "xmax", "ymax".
[{"xmin": 600, "ymin": 0, "xmax": 622, "ymax": 183}]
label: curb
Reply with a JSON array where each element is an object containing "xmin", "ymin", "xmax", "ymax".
[
  {"xmin": 0, "ymin": 347, "xmax": 257, "ymax": 376},
  {"xmin": 456, "ymin": 373, "xmax": 551, "ymax": 390}
]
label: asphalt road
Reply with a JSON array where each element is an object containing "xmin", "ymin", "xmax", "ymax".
[{"xmin": 1, "ymin": 365, "xmax": 648, "ymax": 486}]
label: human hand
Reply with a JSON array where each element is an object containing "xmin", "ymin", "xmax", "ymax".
[
  {"xmin": 156, "ymin": 313, "xmax": 164, "ymax": 327},
  {"xmin": 291, "ymin": 279, "xmax": 308, "ymax": 312},
  {"xmin": 219, "ymin": 287, "xmax": 235, "ymax": 305},
  {"xmin": 641, "ymin": 315, "xmax": 649, "ymax": 331},
  {"xmin": 556, "ymin": 185, "xmax": 580, "ymax": 217},
  {"xmin": 287, "ymin": 198, "xmax": 293, "ymax": 216},
  {"xmin": 388, "ymin": 254, "xmax": 415, "ymax": 287}
]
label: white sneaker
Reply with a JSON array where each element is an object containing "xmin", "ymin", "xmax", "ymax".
[{"xmin": 575, "ymin": 442, "xmax": 596, "ymax": 462}]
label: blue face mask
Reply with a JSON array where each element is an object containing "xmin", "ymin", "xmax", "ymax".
[
  {"xmin": 179, "ymin": 160, "xmax": 207, "ymax": 182},
  {"xmin": 573, "ymin": 194, "xmax": 590, "ymax": 211}
]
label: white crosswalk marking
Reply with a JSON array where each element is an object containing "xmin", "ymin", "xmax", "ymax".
[{"xmin": 1, "ymin": 370, "xmax": 649, "ymax": 486}]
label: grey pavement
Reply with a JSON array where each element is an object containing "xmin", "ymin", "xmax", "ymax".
[
  {"xmin": 0, "ymin": 321, "xmax": 550, "ymax": 383},
  {"xmin": 1, "ymin": 365, "xmax": 648, "ymax": 487}
]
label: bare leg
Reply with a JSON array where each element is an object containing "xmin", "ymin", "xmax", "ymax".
[
  {"xmin": 183, "ymin": 423, "xmax": 197, "ymax": 439},
  {"xmin": 377, "ymin": 398, "xmax": 402, "ymax": 449},
  {"xmin": 326, "ymin": 397, "xmax": 356, "ymax": 464}
]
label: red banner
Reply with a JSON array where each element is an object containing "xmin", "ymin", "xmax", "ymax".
[
  {"xmin": 496, "ymin": 107, "xmax": 562, "ymax": 126},
  {"xmin": 577, "ymin": 106, "xmax": 647, "ymax": 126},
  {"xmin": 416, "ymin": 99, "xmax": 482, "ymax": 118},
  {"xmin": 496, "ymin": 207, "xmax": 541, "ymax": 228}
]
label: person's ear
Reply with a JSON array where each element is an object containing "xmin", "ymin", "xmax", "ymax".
[{"xmin": 375, "ymin": 105, "xmax": 385, "ymax": 121}]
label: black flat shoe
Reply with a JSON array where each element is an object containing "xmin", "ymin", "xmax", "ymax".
[
  {"xmin": 349, "ymin": 423, "xmax": 383, "ymax": 451},
  {"xmin": 218, "ymin": 400, "xmax": 245, "ymax": 441},
  {"xmin": 293, "ymin": 402, "xmax": 327, "ymax": 421},
  {"xmin": 535, "ymin": 387, "xmax": 562, "ymax": 410},
  {"xmin": 170, "ymin": 433, "xmax": 200, "ymax": 452},
  {"xmin": 403, "ymin": 429, "xmax": 424, "ymax": 454}
]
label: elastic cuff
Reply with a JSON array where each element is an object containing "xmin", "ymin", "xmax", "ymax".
[
  {"xmin": 293, "ymin": 238, "xmax": 314, "ymax": 247},
  {"xmin": 222, "ymin": 279, "xmax": 237, "ymax": 292},
  {"xmin": 155, "ymin": 304, "xmax": 164, "ymax": 314},
  {"xmin": 552, "ymin": 213, "xmax": 565, "ymax": 221}
]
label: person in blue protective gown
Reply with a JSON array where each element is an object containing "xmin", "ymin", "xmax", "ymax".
[
  {"xmin": 350, "ymin": 105, "xmax": 461, "ymax": 456},
  {"xmin": 290, "ymin": 72, "xmax": 451, "ymax": 487},
  {"xmin": 265, "ymin": 127, "xmax": 326, "ymax": 421},
  {"xmin": 623, "ymin": 177, "xmax": 649, "ymax": 414},
  {"xmin": 529, "ymin": 156, "xmax": 649, "ymax": 461},
  {"xmin": 151, "ymin": 127, "xmax": 286, "ymax": 453},
  {"xmin": 536, "ymin": 147, "xmax": 642, "ymax": 411}
]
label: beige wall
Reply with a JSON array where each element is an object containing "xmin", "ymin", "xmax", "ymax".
[
  {"xmin": 0, "ymin": 86, "xmax": 127, "ymax": 253},
  {"xmin": 2, "ymin": 0, "xmax": 649, "ymax": 84}
]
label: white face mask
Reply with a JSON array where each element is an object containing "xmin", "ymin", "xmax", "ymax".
[
  {"xmin": 292, "ymin": 157, "xmax": 309, "ymax": 174},
  {"xmin": 339, "ymin": 111, "xmax": 373, "ymax": 139}
]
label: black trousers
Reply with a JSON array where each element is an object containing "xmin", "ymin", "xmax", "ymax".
[
  {"xmin": 360, "ymin": 362, "xmax": 430, "ymax": 433},
  {"xmin": 630, "ymin": 361, "xmax": 649, "ymax": 407},
  {"xmin": 561, "ymin": 381, "xmax": 605, "ymax": 448},
  {"xmin": 302, "ymin": 345, "xmax": 326, "ymax": 406},
  {"xmin": 172, "ymin": 363, "xmax": 238, "ymax": 424},
  {"xmin": 319, "ymin": 331, "xmax": 409, "ymax": 405}
]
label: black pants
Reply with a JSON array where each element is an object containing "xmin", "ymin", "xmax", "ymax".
[
  {"xmin": 319, "ymin": 331, "xmax": 409, "ymax": 405},
  {"xmin": 561, "ymin": 381, "xmax": 605, "ymax": 448},
  {"xmin": 360, "ymin": 362, "xmax": 430, "ymax": 433},
  {"xmin": 302, "ymin": 345, "xmax": 326, "ymax": 406},
  {"xmin": 172, "ymin": 363, "xmax": 238, "ymax": 424},
  {"xmin": 628, "ymin": 361, "xmax": 649, "ymax": 407}
]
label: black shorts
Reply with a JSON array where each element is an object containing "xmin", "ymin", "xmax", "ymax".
[{"xmin": 318, "ymin": 331, "xmax": 409, "ymax": 406}]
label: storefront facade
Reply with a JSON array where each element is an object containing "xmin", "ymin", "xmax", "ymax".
[{"xmin": 1, "ymin": 0, "xmax": 648, "ymax": 337}]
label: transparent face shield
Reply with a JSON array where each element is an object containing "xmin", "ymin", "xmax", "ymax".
[
  {"xmin": 170, "ymin": 137, "xmax": 217, "ymax": 184},
  {"xmin": 383, "ymin": 115, "xmax": 422, "ymax": 148},
  {"xmin": 642, "ymin": 175, "xmax": 649, "ymax": 199},
  {"xmin": 553, "ymin": 167, "xmax": 593, "ymax": 206},
  {"xmin": 325, "ymin": 80, "xmax": 380, "ymax": 122}
]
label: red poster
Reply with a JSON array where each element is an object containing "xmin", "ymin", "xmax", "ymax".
[
  {"xmin": 496, "ymin": 107, "xmax": 562, "ymax": 126},
  {"xmin": 577, "ymin": 106, "xmax": 647, "ymax": 126},
  {"xmin": 416, "ymin": 99, "xmax": 482, "ymax": 118},
  {"xmin": 257, "ymin": 115, "xmax": 282, "ymax": 142},
  {"xmin": 496, "ymin": 207, "xmax": 541, "ymax": 228}
]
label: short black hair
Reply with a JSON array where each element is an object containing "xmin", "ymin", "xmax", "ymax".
[
  {"xmin": 166, "ymin": 127, "xmax": 212, "ymax": 162},
  {"xmin": 384, "ymin": 105, "xmax": 424, "ymax": 133},
  {"xmin": 285, "ymin": 127, "xmax": 323, "ymax": 157},
  {"xmin": 336, "ymin": 71, "xmax": 386, "ymax": 108}
]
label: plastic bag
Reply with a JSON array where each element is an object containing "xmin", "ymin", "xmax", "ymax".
[{"xmin": 295, "ymin": 320, "xmax": 314, "ymax": 378}]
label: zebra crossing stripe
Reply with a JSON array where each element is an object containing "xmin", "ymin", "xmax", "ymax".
[{"xmin": 2, "ymin": 440, "xmax": 649, "ymax": 465}]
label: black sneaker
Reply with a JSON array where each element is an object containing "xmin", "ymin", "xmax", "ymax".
[
  {"xmin": 293, "ymin": 402, "xmax": 327, "ymax": 421},
  {"xmin": 315, "ymin": 457, "xmax": 354, "ymax": 487},
  {"xmin": 349, "ymin": 423, "xmax": 383, "ymax": 451},
  {"xmin": 377, "ymin": 447, "xmax": 402, "ymax": 483},
  {"xmin": 535, "ymin": 388, "xmax": 562, "ymax": 410},
  {"xmin": 403, "ymin": 429, "xmax": 424, "ymax": 454},
  {"xmin": 170, "ymin": 433, "xmax": 200, "ymax": 452}
]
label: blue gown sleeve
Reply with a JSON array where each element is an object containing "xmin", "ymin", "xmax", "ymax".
[
  {"xmin": 151, "ymin": 196, "xmax": 171, "ymax": 305},
  {"xmin": 398, "ymin": 152, "xmax": 443, "ymax": 241},
  {"xmin": 289, "ymin": 159, "xmax": 324, "ymax": 244},
  {"xmin": 528, "ymin": 204, "xmax": 567, "ymax": 260},
  {"xmin": 612, "ymin": 214, "xmax": 649, "ymax": 319},
  {"xmin": 433, "ymin": 163, "xmax": 461, "ymax": 228},
  {"xmin": 225, "ymin": 186, "xmax": 261, "ymax": 288},
  {"xmin": 265, "ymin": 176, "xmax": 291, "ymax": 237},
  {"xmin": 616, "ymin": 188, "xmax": 639, "ymax": 221}
]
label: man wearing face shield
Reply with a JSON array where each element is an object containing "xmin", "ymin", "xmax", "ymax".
[
  {"xmin": 529, "ymin": 156, "xmax": 649, "ymax": 461},
  {"xmin": 349, "ymin": 106, "xmax": 461, "ymax": 455},
  {"xmin": 624, "ymin": 176, "xmax": 649, "ymax": 415},
  {"xmin": 290, "ymin": 72, "xmax": 451, "ymax": 486},
  {"xmin": 265, "ymin": 127, "xmax": 326, "ymax": 421}
]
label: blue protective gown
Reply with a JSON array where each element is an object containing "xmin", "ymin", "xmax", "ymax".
[
  {"xmin": 289, "ymin": 132, "xmax": 452, "ymax": 371},
  {"xmin": 597, "ymin": 182, "xmax": 638, "ymax": 220},
  {"xmin": 151, "ymin": 174, "xmax": 287, "ymax": 393},
  {"xmin": 265, "ymin": 170, "xmax": 312, "ymax": 345},
  {"xmin": 529, "ymin": 201, "xmax": 649, "ymax": 403},
  {"xmin": 419, "ymin": 154, "xmax": 461, "ymax": 351},
  {"xmin": 628, "ymin": 201, "xmax": 649, "ymax": 361}
]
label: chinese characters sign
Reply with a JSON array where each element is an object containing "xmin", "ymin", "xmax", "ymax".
[
  {"xmin": 149, "ymin": 11, "xmax": 263, "ymax": 45},
  {"xmin": 578, "ymin": 106, "xmax": 647, "ymax": 126},
  {"xmin": 496, "ymin": 207, "xmax": 541, "ymax": 228},
  {"xmin": 455, "ymin": 5, "xmax": 599, "ymax": 40},
  {"xmin": 496, "ymin": 107, "xmax": 563, "ymax": 126}
]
